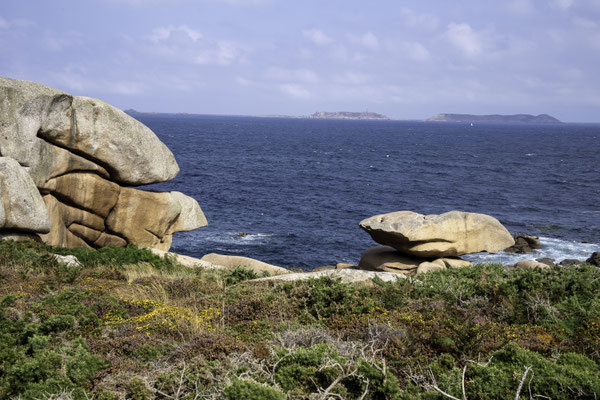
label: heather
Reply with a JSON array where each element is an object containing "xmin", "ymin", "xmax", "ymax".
[{"xmin": 1, "ymin": 240, "xmax": 599, "ymax": 399}]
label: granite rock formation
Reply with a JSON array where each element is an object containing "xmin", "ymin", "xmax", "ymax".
[
  {"xmin": 0, "ymin": 77, "xmax": 206, "ymax": 250},
  {"xmin": 358, "ymin": 210, "xmax": 512, "ymax": 276},
  {"xmin": 360, "ymin": 210, "xmax": 514, "ymax": 257}
]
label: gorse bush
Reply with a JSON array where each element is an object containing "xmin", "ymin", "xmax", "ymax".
[{"xmin": 0, "ymin": 240, "xmax": 599, "ymax": 399}]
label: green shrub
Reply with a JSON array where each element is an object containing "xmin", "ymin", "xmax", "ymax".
[
  {"xmin": 225, "ymin": 267, "xmax": 259, "ymax": 285},
  {"xmin": 224, "ymin": 379, "xmax": 285, "ymax": 400},
  {"xmin": 465, "ymin": 342, "xmax": 600, "ymax": 399}
]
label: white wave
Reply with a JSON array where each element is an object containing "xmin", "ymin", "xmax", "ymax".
[{"xmin": 463, "ymin": 236, "xmax": 600, "ymax": 265}]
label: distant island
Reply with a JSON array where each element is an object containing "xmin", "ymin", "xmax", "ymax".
[
  {"xmin": 309, "ymin": 111, "xmax": 390, "ymax": 120},
  {"xmin": 427, "ymin": 113, "xmax": 562, "ymax": 124}
]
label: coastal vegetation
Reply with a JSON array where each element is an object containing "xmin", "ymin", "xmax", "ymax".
[{"xmin": 1, "ymin": 240, "xmax": 599, "ymax": 399}]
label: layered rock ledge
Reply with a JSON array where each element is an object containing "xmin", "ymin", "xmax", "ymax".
[{"xmin": 0, "ymin": 77, "xmax": 206, "ymax": 250}]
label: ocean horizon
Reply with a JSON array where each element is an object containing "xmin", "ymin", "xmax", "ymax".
[{"xmin": 134, "ymin": 113, "xmax": 600, "ymax": 269}]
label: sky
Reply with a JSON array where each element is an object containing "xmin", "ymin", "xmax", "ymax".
[{"xmin": 1, "ymin": 0, "xmax": 600, "ymax": 122}]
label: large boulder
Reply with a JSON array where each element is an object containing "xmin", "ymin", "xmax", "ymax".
[
  {"xmin": 360, "ymin": 210, "xmax": 514, "ymax": 257},
  {"xmin": 0, "ymin": 77, "xmax": 206, "ymax": 250},
  {"xmin": 0, "ymin": 77, "xmax": 178, "ymax": 185}
]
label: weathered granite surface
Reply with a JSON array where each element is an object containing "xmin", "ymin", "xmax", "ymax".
[{"xmin": 0, "ymin": 77, "xmax": 207, "ymax": 250}]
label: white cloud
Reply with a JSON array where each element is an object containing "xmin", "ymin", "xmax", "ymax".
[
  {"xmin": 264, "ymin": 67, "xmax": 319, "ymax": 83},
  {"xmin": 0, "ymin": 17, "xmax": 8, "ymax": 29},
  {"xmin": 445, "ymin": 23, "xmax": 485, "ymax": 58},
  {"xmin": 507, "ymin": 0, "xmax": 535, "ymax": 15},
  {"xmin": 42, "ymin": 31, "xmax": 83, "ymax": 52},
  {"xmin": 235, "ymin": 76, "xmax": 254, "ymax": 86},
  {"xmin": 279, "ymin": 84, "xmax": 310, "ymax": 99},
  {"xmin": 572, "ymin": 16, "xmax": 598, "ymax": 29},
  {"xmin": 195, "ymin": 40, "xmax": 244, "ymax": 66},
  {"xmin": 355, "ymin": 32, "xmax": 379, "ymax": 50},
  {"xmin": 399, "ymin": 8, "xmax": 439, "ymax": 30},
  {"xmin": 333, "ymin": 72, "xmax": 371, "ymax": 85},
  {"xmin": 52, "ymin": 66, "xmax": 145, "ymax": 95},
  {"xmin": 552, "ymin": 0, "xmax": 575, "ymax": 9},
  {"xmin": 149, "ymin": 25, "xmax": 202, "ymax": 42},
  {"xmin": 302, "ymin": 29, "xmax": 333, "ymax": 46},
  {"xmin": 404, "ymin": 41, "xmax": 431, "ymax": 61}
]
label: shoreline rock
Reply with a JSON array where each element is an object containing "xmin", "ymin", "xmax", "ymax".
[{"xmin": 360, "ymin": 210, "xmax": 514, "ymax": 257}]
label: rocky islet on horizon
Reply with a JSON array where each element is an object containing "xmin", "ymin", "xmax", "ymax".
[
  {"xmin": 427, "ymin": 113, "xmax": 562, "ymax": 124},
  {"xmin": 0, "ymin": 77, "xmax": 207, "ymax": 251}
]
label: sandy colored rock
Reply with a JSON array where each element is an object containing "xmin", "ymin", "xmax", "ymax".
[
  {"xmin": 359, "ymin": 246, "xmax": 423, "ymax": 274},
  {"xmin": 41, "ymin": 173, "xmax": 120, "ymax": 217},
  {"xmin": 513, "ymin": 260, "xmax": 551, "ymax": 270},
  {"xmin": 416, "ymin": 261, "xmax": 446, "ymax": 275},
  {"xmin": 252, "ymin": 269, "xmax": 408, "ymax": 284},
  {"xmin": 68, "ymin": 223, "xmax": 102, "ymax": 244},
  {"xmin": 150, "ymin": 248, "xmax": 225, "ymax": 270},
  {"xmin": 360, "ymin": 210, "xmax": 514, "ymax": 257},
  {"xmin": 437, "ymin": 257, "xmax": 473, "ymax": 269},
  {"xmin": 200, "ymin": 253, "xmax": 290, "ymax": 275},
  {"xmin": 93, "ymin": 232, "xmax": 127, "ymax": 248},
  {"xmin": 106, "ymin": 188, "xmax": 182, "ymax": 250},
  {"xmin": 39, "ymin": 195, "xmax": 104, "ymax": 248}
]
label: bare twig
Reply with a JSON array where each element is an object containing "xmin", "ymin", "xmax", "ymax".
[{"xmin": 514, "ymin": 366, "xmax": 532, "ymax": 400}]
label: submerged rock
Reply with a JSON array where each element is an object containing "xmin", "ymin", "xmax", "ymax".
[
  {"xmin": 359, "ymin": 210, "xmax": 514, "ymax": 257},
  {"xmin": 0, "ymin": 77, "xmax": 206, "ymax": 250}
]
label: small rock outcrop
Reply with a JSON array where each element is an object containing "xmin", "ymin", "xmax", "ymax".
[
  {"xmin": 200, "ymin": 253, "xmax": 290, "ymax": 275},
  {"xmin": 360, "ymin": 210, "xmax": 514, "ymax": 257},
  {"xmin": 513, "ymin": 260, "xmax": 551, "ymax": 270},
  {"xmin": 252, "ymin": 269, "xmax": 406, "ymax": 284},
  {"xmin": 586, "ymin": 252, "xmax": 600, "ymax": 267},
  {"xmin": 0, "ymin": 77, "xmax": 206, "ymax": 250},
  {"xmin": 505, "ymin": 234, "xmax": 541, "ymax": 253}
]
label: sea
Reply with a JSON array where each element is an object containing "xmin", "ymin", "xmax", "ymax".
[{"xmin": 134, "ymin": 114, "xmax": 600, "ymax": 270}]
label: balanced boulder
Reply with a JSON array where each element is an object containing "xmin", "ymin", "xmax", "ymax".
[
  {"xmin": 359, "ymin": 210, "xmax": 514, "ymax": 257},
  {"xmin": 0, "ymin": 77, "xmax": 206, "ymax": 250}
]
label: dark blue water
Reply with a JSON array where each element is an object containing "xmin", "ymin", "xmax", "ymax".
[{"xmin": 136, "ymin": 114, "xmax": 600, "ymax": 269}]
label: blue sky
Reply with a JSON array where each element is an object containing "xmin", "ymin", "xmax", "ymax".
[{"xmin": 1, "ymin": 0, "xmax": 599, "ymax": 121}]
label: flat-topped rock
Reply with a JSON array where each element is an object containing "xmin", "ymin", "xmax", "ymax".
[
  {"xmin": 360, "ymin": 210, "xmax": 514, "ymax": 257},
  {"xmin": 200, "ymin": 253, "xmax": 290, "ymax": 275},
  {"xmin": 251, "ymin": 269, "xmax": 407, "ymax": 284}
]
